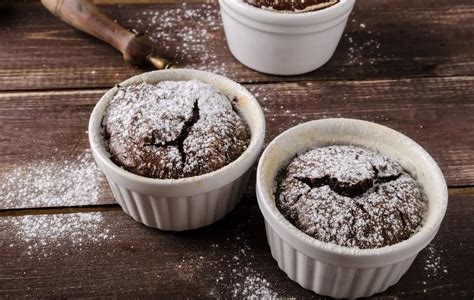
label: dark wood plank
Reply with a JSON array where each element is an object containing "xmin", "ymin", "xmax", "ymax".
[
  {"xmin": 0, "ymin": 194, "xmax": 472, "ymax": 298},
  {"xmin": 0, "ymin": 0, "xmax": 473, "ymax": 91},
  {"xmin": 1, "ymin": 76, "xmax": 473, "ymax": 209}
]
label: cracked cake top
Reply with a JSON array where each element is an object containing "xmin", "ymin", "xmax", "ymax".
[
  {"xmin": 243, "ymin": 0, "xmax": 339, "ymax": 13},
  {"xmin": 102, "ymin": 80, "xmax": 251, "ymax": 179},
  {"xmin": 275, "ymin": 145, "xmax": 427, "ymax": 249}
]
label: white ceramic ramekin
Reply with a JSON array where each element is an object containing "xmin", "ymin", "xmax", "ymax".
[
  {"xmin": 256, "ymin": 118, "xmax": 448, "ymax": 298},
  {"xmin": 219, "ymin": 0, "xmax": 355, "ymax": 75},
  {"xmin": 89, "ymin": 69, "xmax": 265, "ymax": 231}
]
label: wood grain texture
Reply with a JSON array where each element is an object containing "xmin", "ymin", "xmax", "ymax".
[
  {"xmin": 0, "ymin": 1, "xmax": 473, "ymax": 298},
  {"xmin": 0, "ymin": 0, "xmax": 473, "ymax": 90},
  {"xmin": 1, "ymin": 76, "xmax": 473, "ymax": 209},
  {"xmin": 0, "ymin": 194, "xmax": 472, "ymax": 298}
]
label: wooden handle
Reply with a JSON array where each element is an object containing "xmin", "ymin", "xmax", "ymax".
[{"xmin": 41, "ymin": 0, "xmax": 153, "ymax": 66}]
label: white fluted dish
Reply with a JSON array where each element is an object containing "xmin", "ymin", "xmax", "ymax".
[
  {"xmin": 219, "ymin": 0, "xmax": 355, "ymax": 75},
  {"xmin": 89, "ymin": 69, "xmax": 265, "ymax": 231},
  {"xmin": 256, "ymin": 118, "xmax": 448, "ymax": 298}
]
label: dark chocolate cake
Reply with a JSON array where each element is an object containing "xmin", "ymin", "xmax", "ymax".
[
  {"xmin": 102, "ymin": 80, "xmax": 250, "ymax": 179},
  {"xmin": 275, "ymin": 145, "xmax": 426, "ymax": 249},
  {"xmin": 243, "ymin": 0, "xmax": 339, "ymax": 12}
]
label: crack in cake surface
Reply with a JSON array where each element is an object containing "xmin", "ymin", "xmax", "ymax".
[
  {"xmin": 295, "ymin": 166, "xmax": 403, "ymax": 198},
  {"xmin": 295, "ymin": 174, "xmax": 374, "ymax": 197},
  {"xmin": 145, "ymin": 100, "xmax": 201, "ymax": 166},
  {"xmin": 177, "ymin": 100, "xmax": 200, "ymax": 166}
]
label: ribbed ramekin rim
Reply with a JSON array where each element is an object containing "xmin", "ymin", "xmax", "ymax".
[
  {"xmin": 256, "ymin": 118, "xmax": 448, "ymax": 262},
  {"xmin": 88, "ymin": 69, "xmax": 265, "ymax": 187}
]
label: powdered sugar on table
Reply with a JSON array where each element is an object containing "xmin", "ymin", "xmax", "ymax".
[
  {"xmin": 132, "ymin": 3, "xmax": 229, "ymax": 75},
  {"xmin": 0, "ymin": 150, "xmax": 105, "ymax": 209},
  {"xmin": 2, "ymin": 212, "xmax": 115, "ymax": 258}
]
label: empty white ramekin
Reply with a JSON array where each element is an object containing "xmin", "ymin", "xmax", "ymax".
[
  {"xmin": 256, "ymin": 118, "xmax": 448, "ymax": 298},
  {"xmin": 219, "ymin": 0, "xmax": 355, "ymax": 75},
  {"xmin": 89, "ymin": 69, "xmax": 265, "ymax": 231}
]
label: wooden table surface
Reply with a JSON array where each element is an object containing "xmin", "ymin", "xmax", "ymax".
[{"xmin": 0, "ymin": 0, "xmax": 473, "ymax": 298}]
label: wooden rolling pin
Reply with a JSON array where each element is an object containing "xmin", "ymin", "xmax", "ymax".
[{"xmin": 41, "ymin": 0, "xmax": 173, "ymax": 69}]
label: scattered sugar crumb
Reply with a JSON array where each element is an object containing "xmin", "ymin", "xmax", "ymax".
[
  {"xmin": 176, "ymin": 232, "xmax": 278, "ymax": 298},
  {"xmin": 233, "ymin": 275, "xmax": 277, "ymax": 299},
  {"xmin": 343, "ymin": 19, "xmax": 386, "ymax": 66},
  {"xmin": 0, "ymin": 150, "xmax": 104, "ymax": 209},
  {"xmin": 423, "ymin": 243, "xmax": 448, "ymax": 278}
]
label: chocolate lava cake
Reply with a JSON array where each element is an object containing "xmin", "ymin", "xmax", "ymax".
[
  {"xmin": 275, "ymin": 145, "xmax": 426, "ymax": 249},
  {"xmin": 102, "ymin": 80, "xmax": 250, "ymax": 179}
]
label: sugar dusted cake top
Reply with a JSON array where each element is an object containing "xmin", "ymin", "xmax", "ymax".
[
  {"xmin": 276, "ymin": 145, "xmax": 426, "ymax": 249},
  {"xmin": 102, "ymin": 80, "xmax": 250, "ymax": 179}
]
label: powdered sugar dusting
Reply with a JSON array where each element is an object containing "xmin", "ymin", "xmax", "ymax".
[
  {"xmin": 0, "ymin": 150, "xmax": 104, "ymax": 209},
  {"xmin": 174, "ymin": 228, "xmax": 278, "ymax": 298},
  {"xmin": 3, "ymin": 212, "xmax": 115, "ymax": 258},
  {"xmin": 423, "ymin": 243, "xmax": 448, "ymax": 278},
  {"xmin": 103, "ymin": 80, "xmax": 250, "ymax": 179},
  {"xmin": 233, "ymin": 275, "xmax": 277, "ymax": 299},
  {"xmin": 277, "ymin": 145, "xmax": 426, "ymax": 249},
  {"xmin": 215, "ymin": 227, "xmax": 278, "ymax": 298},
  {"xmin": 133, "ymin": 3, "xmax": 229, "ymax": 75},
  {"xmin": 343, "ymin": 21, "xmax": 388, "ymax": 66},
  {"xmin": 292, "ymin": 145, "xmax": 402, "ymax": 185}
]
